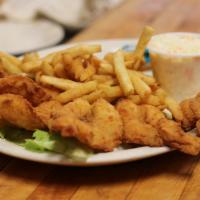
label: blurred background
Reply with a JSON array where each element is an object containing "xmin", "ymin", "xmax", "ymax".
[{"xmin": 0, "ymin": 0, "xmax": 125, "ymax": 55}]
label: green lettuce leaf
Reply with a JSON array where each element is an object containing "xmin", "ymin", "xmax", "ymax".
[
  {"xmin": 0, "ymin": 128, "xmax": 93, "ymax": 161},
  {"xmin": 24, "ymin": 130, "xmax": 93, "ymax": 160},
  {"xmin": 0, "ymin": 127, "xmax": 31, "ymax": 144}
]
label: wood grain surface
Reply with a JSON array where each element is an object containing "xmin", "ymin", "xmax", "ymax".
[{"xmin": 1, "ymin": 0, "xmax": 200, "ymax": 199}]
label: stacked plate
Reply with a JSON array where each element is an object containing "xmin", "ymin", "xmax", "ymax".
[{"xmin": 0, "ymin": 19, "xmax": 65, "ymax": 55}]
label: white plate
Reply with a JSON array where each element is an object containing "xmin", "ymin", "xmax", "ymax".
[
  {"xmin": 0, "ymin": 39, "xmax": 171, "ymax": 166},
  {"xmin": 0, "ymin": 19, "xmax": 65, "ymax": 55}
]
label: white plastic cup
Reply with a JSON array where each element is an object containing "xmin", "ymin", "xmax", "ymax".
[{"xmin": 148, "ymin": 32, "xmax": 200, "ymax": 102}]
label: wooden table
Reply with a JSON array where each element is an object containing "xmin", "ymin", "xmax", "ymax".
[{"xmin": 1, "ymin": 0, "xmax": 200, "ymax": 199}]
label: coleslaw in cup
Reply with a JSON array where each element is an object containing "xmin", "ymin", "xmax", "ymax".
[{"xmin": 148, "ymin": 32, "xmax": 200, "ymax": 102}]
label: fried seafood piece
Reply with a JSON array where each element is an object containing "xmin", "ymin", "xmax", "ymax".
[
  {"xmin": 196, "ymin": 120, "xmax": 200, "ymax": 136},
  {"xmin": 180, "ymin": 99, "xmax": 196, "ymax": 130},
  {"xmin": 35, "ymin": 99, "xmax": 92, "ymax": 126},
  {"xmin": 0, "ymin": 75, "xmax": 51, "ymax": 106},
  {"xmin": 35, "ymin": 99, "xmax": 123, "ymax": 151},
  {"xmin": 143, "ymin": 104, "xmax": 200, "ymax": 155},
  {"xmin": 42, "ymin": 86, "xmax": 61, "ymax": 99},
  {"xmin": 158, "ymin": 119, "xmax": 200, "ymax": 155},
  {"xmin": 0, "ymin": 65, "xmax": 8, "ymax": 78},
  {"xmin": 117, "ymin": 99, "xmax": 200, "ymax": 155},
  {"xmin": 116, "ymin": 99, "xmax": 163, "ymax": 147},
  {"xmin": 34, "ymin": 100, "xmax": 63, "ymax": 128},
  {"xmin": 180, "ymin": 94, "xmax": 200, "ymax": 130},
  {"xmin": 0, "ymin": 94, "xmax": 44, "ymax": 130}
]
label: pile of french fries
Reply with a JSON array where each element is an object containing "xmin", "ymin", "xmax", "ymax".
[{"xmin": 0, "ymin": 26, "xmax": 183, "ymax": 122}]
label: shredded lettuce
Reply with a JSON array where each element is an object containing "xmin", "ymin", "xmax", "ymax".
[
  {"xmin": 0, "ymin": 131, "xmax": 4, "ymax": 139},
  {"xmin": 0, "ymin": 127, "xmax": 31, "ymax": 144},
  {"xmin": 0, "ymin": 128, "xmax": 93, "ymax": 161}
]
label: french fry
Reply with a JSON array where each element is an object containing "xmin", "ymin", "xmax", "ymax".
[
  {"xmin": 98, "ymin": 62, "xmax": 114, "ymax": 75},
  {"xmin": 125, "ymin": 60, "xmax": 135, "ymax": 68},
  {"xmin": 98, "ymin": 61, "xmax": 156, "ymax": 86},
  {"xmin": 22, "ymin": 52, "xmax": 39, "ymax": 63},
  {"xmin": 92, "ymin": 75, "xmax": 118, "ymax": 86},
  {"xmin": 104, "ymin": 52, "xmax": 114, "ymax": 64},
  {"xmin": 128, "ymin": 70, "xmax": 156, "ymax": 86},
  {"xmin": 63, "ymin": 54, "xmax": 73, "ymax": 66},
  {"xmin": 128, "ymin": 95, "xmax": 142, "ymax": 104},
  {"xmin": 62, "ymin": 44, "xmax": 101, "ymax": 57},
  {"xmin": 81, "ymin": 90, "xmax": 104, "ymax": 103},
  {"xmin": 0, "ymin": 52, "xmax": 21, "ymax": 66},
  {"xmin": 21, "ymin": 60, "xmax": 42, "ymax": 73},
  {"xmin": 70, "ymin": 58, "xmax": 85, "ymax": 80},
  {"xmin": 123, "ymin": 51, "xmax": 135, "ymax": 61},
  {"xmin": 52, "ymin": 53, "xmax": 63, "ymax": 66},
  {"xmin": 113, "ymin": 50, "xmax": 134, "ymax": 96},
  {"xmin": 41, "ymin": 61, "xmax": 54, "ymax": 76},
  {"xmin": 92, "ymin": 74, "xmax": 114, "ymax": 83},
  {"xmin": 54, "ymin": 63, "xmax": 67, "ymax": 78},
  {"xmin": 35, "ymin": 71, "xmax": 43, "ymax": 83},
  {"xmin": 56, "ymin": 81, "xmax": 97, "ymax": 103},
  {"xmin": 142, "ymin": 94, "xmax": 161, "ymax": 106},
  {"xmin": 80, "ymin": 63, "xmax": 96, "ymax": 81},
  {"xmin": 129, "ymin": 72, "xmax": 151, "ymax": 97},
  {"xmin": 134, "ymin": 26, "xmax": 154, "ymax": 69},
  {"xmin": 43, "ymin": 52, "xmax": 56, "ymax": 63},
  {"xmin": 164, "ymin": 96, "xmax": 184, "ymax": 122},
  {"xmin": 90, "ymin": 56, "xmax": 100, "ymax": 68},
  {"xmin": 135, "ymin": 26, "xmax": 154, "ymax": 57},
  {"xmin": 104, "ymin": 79, "xmax": 118, "ymax": 86},
  {"xmin": 99, "ymin": 85, "xmax": 123, "ymax": 99},
  {"xmin": 0, "ymin": 57, "xmax": 22, "ymax": 74},
  {"xmin": 140, "ymin": 74, "xmax": 156, "ymax": 86},
  {"xmin": 154, "ymin": 88, "xmax": 167, "ymax": 103},
  {"xmin": 40, "ymin": 75, "xmax": 80, "ymax": 90}
]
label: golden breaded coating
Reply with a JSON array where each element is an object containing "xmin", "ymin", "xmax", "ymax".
[
  {"xmin": 34, "ymin": 100, "xmax": 63, "ymax": 128},
  {"xmin": 0, "ymin": 75, "xmax": 51, "ymax": 106},
  {"xmin": 158, "ymin": 119, "xmax": 200, "ymax": 155},
  {"xmin": 180, "ymin": 99, "xmax": 196, "ymax": 129},
  {"xmin": 180, "ymin": 94, "xmax": 200, "ymax": 130},
  {"xmin": 196, "ymin": 120, "xmax": 200, "ymax": 136},
  {"xmin": 0, "ymin": 94, "xmax": 44, "ymax": 130},
  {"xmin": 117, "ymin": 99, "xmax": 200, "ymax": 155},
  {"xmin": 116, "ymin": 99, "xmax": 163, "ymax": 147},
  {"xmin": 35, "ymin": 99, "xmax": 123, "ymax": 151},
  {"xmin": 142, "ymin": 103, "xmax": 200, "ymax": 155}
]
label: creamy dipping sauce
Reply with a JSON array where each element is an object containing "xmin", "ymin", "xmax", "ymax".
[
  {"xmin": 148, "ymin": 32, "xmax": 200, "ymax": 101},
  {"xmin": 148, "ymin": 33, "xmax": 200, "ymax": 55}
]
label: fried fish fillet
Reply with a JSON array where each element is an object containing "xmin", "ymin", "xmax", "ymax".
[
  {"xmin": 0, "ymin": 94, "xmax": 44, "ymax": 130},
  {"xmin": 158, "ymin": 119, "xmax": 200, "ymax": 155},
  {"xmin": 0, "ymin": 75, "xmax": 51, "ymax": 106},
  {"xmin": 116, "ymin": 99, "xmax": 163, "ymax": 147},
  {"xmin": 35, "ymin": 99, "xmax": 123, "ymax": 151},
  {"xmin": 117, "ymin": 99, "xmax": 200, "ymax": 155}
]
